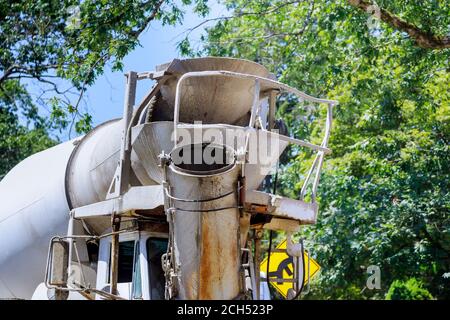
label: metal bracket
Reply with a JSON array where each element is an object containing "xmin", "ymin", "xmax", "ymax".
[{"xmin": 106, "ymin": 71, "xmax": 138, "ymax": 199}]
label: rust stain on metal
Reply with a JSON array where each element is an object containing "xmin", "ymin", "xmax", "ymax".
[
  {"xmin": 239, "ymin": 176, "xmax": 246, "ymax": 205},
  {"xmin": 167, "ymin": 158, "xmax": 241, "ymax": 299},
  {"xmin": 229, "ymin": 218, "xmax": 238, "ymax": 275},
  {"xmin": 199, "ymin": 218, "xmax": 213, "ymax": 299},
  {"xmin": 244, "ymin": 203, "xmax": 269, "ymax": 214}
]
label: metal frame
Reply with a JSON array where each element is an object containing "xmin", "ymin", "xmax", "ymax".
[
  {"xmin": 44, "ymin": 235, "xmax": 126, "ymax": 300},
  {"xmin": 103, "ymin": 68, "xmax": 336, "ymax": 207},
  {"xmin": 172, "ymin": 70, "xmax": 337, "ymax": 202},
  {"xmin": 169, "ymin": 70, "xmax": 336, "ymax": 300}
]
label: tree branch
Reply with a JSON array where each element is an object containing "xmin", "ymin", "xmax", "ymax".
[
  {"xmin": 0, "ymin": 65, "xmax": 19, "ymax": 84},
  {"xmin": 348, "ymin": 0, "xmax": 450, "ymax": 49},
  {"xmin": 130, "ymin": 0, "xmax": 166, "ymax": 38},
  {"xmin": 175, "ymin": 0, "xmax": 306, "ymax": 40}
]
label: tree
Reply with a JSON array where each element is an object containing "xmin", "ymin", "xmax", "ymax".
[
  {"xmin": 386, "ymin": 278, "xmax": 434, "ymax": 300},
  {"xmin": 0, "ymin": 81, "xmax": 55, "ymax": 179},
  {"xmin": 0, "ymin": 0, "xmax": 209, "ymax": 135},
  {"xmin": 0, "ymin": 0, "xmax": 208, "ymax": 177},
  {"xmin": 348, "ymin": 0, "xmax": 450, "ymax": 49},
  {"xmin": 196, "ymin": 0, "xmax": 450, "ymax": 299}
]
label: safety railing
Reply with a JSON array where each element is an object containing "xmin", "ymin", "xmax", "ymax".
[{"xmin": 172, "ymin": 70, "xmax": 337, "ymax": 201}]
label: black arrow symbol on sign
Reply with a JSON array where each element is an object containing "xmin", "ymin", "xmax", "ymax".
[{"xmin": 268, "ymin": 256, "xmax": 293, "ymax": 284}]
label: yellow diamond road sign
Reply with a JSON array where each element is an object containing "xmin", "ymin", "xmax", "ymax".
[{"xmin": 260, "ymin": 239, "xmax": 321, "ymax": 298}]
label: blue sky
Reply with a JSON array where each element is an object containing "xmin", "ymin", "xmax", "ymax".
[
  {"xmin": 84, "ymin": 2, "xmax": 227, "ymax": 128},
  {"xmin": 26, "ymin": 2, "xmax": 227, "ymax": 140}
]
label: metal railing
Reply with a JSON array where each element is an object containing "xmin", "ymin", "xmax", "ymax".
[{"xmin": 172, "ymin": 70, "xmax": 337, "ymax": 202}]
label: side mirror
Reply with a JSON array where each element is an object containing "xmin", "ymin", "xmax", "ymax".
[{"xmin": 46, "ymin": 237, "xmax": 69, "ymax": 287}]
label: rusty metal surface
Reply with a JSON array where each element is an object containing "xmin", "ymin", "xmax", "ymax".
[
  {"xmin": 109, "ymin": 216, "xmax": 121, "ymax": 296},
  {"xmin": 245, "ymin": 190, "xmax": 318, "ymax": 224},
  {"xmin": 166, "ymin": 158, "xmax": 241, "ymax": 300}
]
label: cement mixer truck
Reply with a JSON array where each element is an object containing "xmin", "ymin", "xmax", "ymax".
[{"xmin": 0, "ymin": 57, "xmax": 337, "ymax": 300}]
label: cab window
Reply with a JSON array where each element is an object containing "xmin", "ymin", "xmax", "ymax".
[
  {"xmin": 146, "ymin": 238, "xmax": 168, "ymax": 300},
  {"xmin": 108, "ymin": 240, "xmax": 135, "ymax": 284}
]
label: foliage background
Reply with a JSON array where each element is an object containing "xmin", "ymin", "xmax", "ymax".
[{"xmin": 0, "ymin": 0, "xmax": 209, "ymax": 176}]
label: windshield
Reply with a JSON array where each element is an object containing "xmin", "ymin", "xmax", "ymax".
[{"xmin": 146, "ymin": 237, "xmax": 168, "ymax": 300}]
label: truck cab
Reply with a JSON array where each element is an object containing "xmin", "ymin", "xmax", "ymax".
[
  {"xmin": 34, "ymin": 217, "xmax": 170, "ymax": 301},
  {"xmin": 95, "ymin": 231, "xmax": 168, "ymax": 300}
]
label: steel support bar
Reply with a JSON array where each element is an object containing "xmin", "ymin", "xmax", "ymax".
[
  {"xmin": 268, "ymin": 90, "xmax": 278, "ymax": 131},
  {"xmin": 107, "ymin": 71, "xmax": 137, "ymax": 199},
  {"xmin": 254, "ymin": 229, "xmax": 263, "ymax": 300},
  {"xmin": 110, "ymin": 215, "xmax": 121, "ymax": 297}
]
